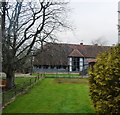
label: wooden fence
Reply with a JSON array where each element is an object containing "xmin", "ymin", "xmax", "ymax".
[{"xmin": 2, "ymin": 75, "xmax": 44, "ymax": 108}]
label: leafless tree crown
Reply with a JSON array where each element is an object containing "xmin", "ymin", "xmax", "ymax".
[{"xmin": 2, "ymin": 0, "xmax": 70, "ymax": 72}]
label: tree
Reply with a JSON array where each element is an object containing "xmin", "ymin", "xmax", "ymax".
[
  {"xmin": 0, "ymin": 3, "xmax": 2, "ymax": 72},
  {"xmin": 91, "ymin": 37, "xmax": 107, "ymax": 46},
  {"xmin": 89, "ymin": 44, "xmax": 120, "ymax": 113},
  {"xmin": 2, "ymin": 0, "xmax": 69, "ymax": 88},
  {"xmin": 0, "ymin": 1, "xmax": 6, "ymax": 72}
]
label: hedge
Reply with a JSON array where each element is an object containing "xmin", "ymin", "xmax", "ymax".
[{"xmin": 89, "ymin": 44, "xmax": 120, "ymax": 114}]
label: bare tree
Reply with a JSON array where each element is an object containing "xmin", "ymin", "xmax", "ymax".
[
  {"xmin": 0, "ymin": 3, "xmax": 2, "ymax": 72},
  {"xmin": 0, "ymin": 1, "xmax": 6, "ymax": 73},
  {"xmin": 91, "ymin": 37, "xmax": 107, "ymax": 46},
  {"xmin": 2, "ymin": 0, "xmax": 69, "ymax": 88}
]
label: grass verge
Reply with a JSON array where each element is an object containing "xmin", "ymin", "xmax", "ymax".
[
  {"xmin": 3, "ymin": 78, "xmax": 95, "ymax": 113},
  {"xmin": 32, "ymin": 73, "xmax": 80, "ymax": 78}
]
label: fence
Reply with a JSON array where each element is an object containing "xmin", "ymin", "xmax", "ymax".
[
  {"xmin": 42, "ymin": 72, "xmax": 82, "ymax": 78},
  {"xmin": 2, "ymin": 75, "xmax": 44, "ymax": 108}
]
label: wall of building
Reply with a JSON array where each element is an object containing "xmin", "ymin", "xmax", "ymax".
[
  {"xmin": 33, "ymin": 66, "xmax": 68, "ymax": 73},
  {"xmin": 33, "ymin": 57, "xmax": 93, "ymax": 74}
]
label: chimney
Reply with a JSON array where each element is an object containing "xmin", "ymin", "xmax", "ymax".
[{"xmin": 80, "ymin": 43, "xmax": 83, "ymax": 45}]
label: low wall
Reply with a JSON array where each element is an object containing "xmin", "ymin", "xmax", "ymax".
[{"xmin": 33, "ymin": 68, "xmax": 68, "ymax": 73}]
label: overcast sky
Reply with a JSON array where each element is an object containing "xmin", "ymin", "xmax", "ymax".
[{"xmin": 57, "ymin": 0, "xmax": 119, "ymax": 45}]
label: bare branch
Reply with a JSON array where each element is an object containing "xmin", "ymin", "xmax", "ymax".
[{"xmin": 2, "ymin": 0, "xmax": 70, "ymax": 78}]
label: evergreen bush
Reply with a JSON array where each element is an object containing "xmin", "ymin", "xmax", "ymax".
[{"xmin": 89, "ymin": 44, "xmax": 120, "ymax": 114}]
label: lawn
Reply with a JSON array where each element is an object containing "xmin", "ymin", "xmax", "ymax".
[
  {"xmin": 32, "ymin": 72, "xmax": 80, "ymax": 78},
  {"xmin": 2, "ymin": 76, "xmax": 41, "ymax": 106},
  {"xmin": 3, "ymin": 78, "xmax": 95, "ymax": 113},
  {"xmin": 15, "ymin": 77, "xmax": 37, "ymax": 87}
]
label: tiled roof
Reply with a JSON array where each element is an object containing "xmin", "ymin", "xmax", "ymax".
[
  {"xmin": 68, "ymin": 43, "xmax": 110, "ymax": 58},
  {"xmin": 87, "ymin": 59, "xmax": 97, "ymax": 63},
  {"xmin": 68, "ymin": 49, "xmax": 84, "ymax": 57},
  {"xmin": 33, "ymin": 43, "xmax": 111, "ymax": 66}
]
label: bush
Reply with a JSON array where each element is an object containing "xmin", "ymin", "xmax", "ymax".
[{"xmin": 89, "ymin": 44, "xmax": 120, "ymax": 114}]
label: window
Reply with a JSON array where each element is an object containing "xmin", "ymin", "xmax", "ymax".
[{"xmin": 72, "ymin": 57, "xmax": 80, "ymax": 71}]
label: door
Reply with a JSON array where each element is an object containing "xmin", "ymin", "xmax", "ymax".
[{"xmin": 72, "ymin": 57, "xmax": 79, "ymax": 71}]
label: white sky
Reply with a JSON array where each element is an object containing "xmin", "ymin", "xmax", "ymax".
[{"xmin": 57, "ymin": 0, "xmax": 120, "ymax": 45}]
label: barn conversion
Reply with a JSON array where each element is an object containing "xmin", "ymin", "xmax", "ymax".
[{"xmin": 33, "ymin": 43, "xmax": 110, "ymax": 73}]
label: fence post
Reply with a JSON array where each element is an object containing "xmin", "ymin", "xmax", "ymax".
[
  {"xmin": 38, "ymin": 73, "xmax": 39, "ymax": 79},
  {"xmin": 43, "ymin": 73, "xmax": 44, "ymax": 77},
  {"xmin": 2, "ymin": 92, "xmax": 5, "ymax": 107},
  {"xmin": 21, "ymin": 82, "xmax": 25, "ymax": 92},
  {"xmin": 34, "ymin": 77, "xmax": 36, "ymax": 82},
  {"xmin": 68, "ymin": 72, "xmax": 70, "ymax": 78},
  {"xmin": 30, "ymin": 79, "xmax": 31, "ymax": 85},
  {"xmin": 14, "ymin": 86, "xmax": 16, "ymax": 96}
]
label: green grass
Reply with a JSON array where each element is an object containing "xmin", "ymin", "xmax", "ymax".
[
  {"xmin": 15, "ymin": 77, "xmax": 36, "ymax": 87},
  {"xmin": 15, "ymin": 77, "xmax": 32, "ymax": 84},
  {"xmin": 32, "ymin": 73, "xmax": 80, "ymax": 78},
  {"xmin": 2, "ymin": 77, "xmax": 39, "ymax": 105},
  {"xmin": 3, "ymin": 78, "xmax": 95, "ymax": 113}
]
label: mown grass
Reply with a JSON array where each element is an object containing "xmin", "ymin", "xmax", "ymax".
[
  {"xmin": 3, "ymin": 78, "xmax": 95, "ymax": 113},
  {"xmin": 15, "ymin": 77, "xmax": 36, "ymax": 87},
  {"xmin": 2, "ymin": 76, "xmax": 40, "ymax": 105},
  {"xmin": 32, "ymin": 73, "xmax": 80, "ymax": 78}
]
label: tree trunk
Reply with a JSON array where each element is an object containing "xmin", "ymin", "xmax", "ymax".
[
  {"xmin": 6, "ymin": 70, "xmax": 15, "ymax": 89},
  {"xmin": 1, "ymin": 2, "xmax": 6, "ymax": 37}
]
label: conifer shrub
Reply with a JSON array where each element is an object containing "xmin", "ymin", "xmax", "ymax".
[{"xmin": 89, "ymin": 44, "xmax": 120, "ymax": 114}]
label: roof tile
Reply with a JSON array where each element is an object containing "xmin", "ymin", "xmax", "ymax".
[{"xmin": 69, "ymin": 49, "xmax": 84, "ymax": 57}]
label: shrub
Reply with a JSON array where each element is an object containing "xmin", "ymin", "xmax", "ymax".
[{"xmin": 89, "ymin": 44, "xmax": 120, "ymax": 114}]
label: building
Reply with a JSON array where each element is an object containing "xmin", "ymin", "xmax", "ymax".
[{"xmin": 33, "ymin": 43, "xmax": 110, "ymax": 73}]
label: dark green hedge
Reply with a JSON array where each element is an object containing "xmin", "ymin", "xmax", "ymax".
[{"xmin": 89, "ymin": 44, "xmax": 120, "ymax": 114}]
